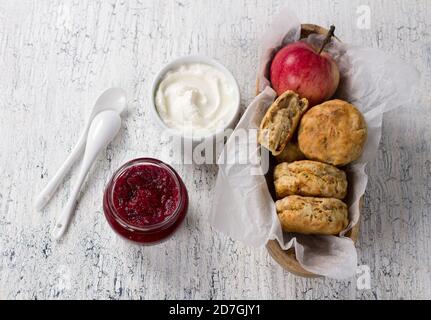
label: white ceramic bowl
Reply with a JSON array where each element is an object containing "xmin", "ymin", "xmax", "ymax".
[{"xmin": 149, "ymin": 55, "xmax": 241, "ymax": 143}]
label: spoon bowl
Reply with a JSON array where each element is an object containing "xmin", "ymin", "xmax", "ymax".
[{"xmin": 94, "ymin": 87, "xmax": 127, "ymax": 116}]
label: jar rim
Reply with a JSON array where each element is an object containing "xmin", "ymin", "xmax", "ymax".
[{"xmin": 105, "ymin": 158, "xmax": 183, "ymax": 232}]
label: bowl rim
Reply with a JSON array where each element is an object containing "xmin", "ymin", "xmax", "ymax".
[{"xmin": 149, "ymin": 55, "xmax": 241, "ymax": 142}]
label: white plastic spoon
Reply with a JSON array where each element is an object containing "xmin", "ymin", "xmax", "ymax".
[
  {"xmin": 53, "ymin": 110, "xmax": 122, "ymax": 240},
  {"xmin": 35, "ymin": 88, "xmax": 126, "ymax": 211}
]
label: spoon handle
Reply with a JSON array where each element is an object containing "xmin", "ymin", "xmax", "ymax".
[
  {"xmin": 34, "ymin": 126, "xmax": 89, "ymax": 211},
  {"xmin": 52, "ymin": 155, "xmax": 95, "ymax": 240}
]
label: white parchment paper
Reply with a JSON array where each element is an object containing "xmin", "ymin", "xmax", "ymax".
[{"xmin": 209, "ymin": 8, "xmax": 419, "ymax": 279}]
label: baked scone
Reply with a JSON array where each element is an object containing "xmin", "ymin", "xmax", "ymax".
[
  {"xmin": 258, "ymin": 90, "xmax": 309, "ymax": 156},
  {"xmin": 275, "ymin": 141, "xmax": 305, "ymax": 163},
  {"xmin": 274, "ymin": 160, "xmax": 347, "ymax": 199},
  {"xmin": 276, "ymin": 195, "xmax": 348, "ymax": 235},
  {"xmin": 298, "ymin": 99, "xmax": 367, "ymax": 166}
]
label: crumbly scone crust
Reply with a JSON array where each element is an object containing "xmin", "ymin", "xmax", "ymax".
[
  {"xmin": 276, "ymin": 195, "xmax": 348, "ymax": 235},
  {"xmin": 274, "ymin": 160, "xmax": 347, "ymax": 199},
  {"xmin": 298, "ymin": 99, "xmax": 367, "ymax": 166},
  {"xmin": 275, "ymin": 141, "xmax": 305, "ymax": 163},
  {"xmin": 258, "ymin": 90, "xmax": 309, "ymax": 156}
]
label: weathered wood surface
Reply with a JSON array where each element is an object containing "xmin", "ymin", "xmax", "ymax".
[{"xmin": 0, "ymin": 0, "xmax": 430, "ymax": 299}]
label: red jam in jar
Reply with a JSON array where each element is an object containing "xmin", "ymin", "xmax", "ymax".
[{"xmin": 103, "ymin": 158, "xmax": 188, "ymax": 244}]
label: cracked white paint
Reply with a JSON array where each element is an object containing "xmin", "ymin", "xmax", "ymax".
[{"xmin": 0, "ymin": 0, "xmax": 430, "ymax": 299}]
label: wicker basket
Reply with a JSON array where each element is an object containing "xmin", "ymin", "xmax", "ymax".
[{"xmin": 257, "ymin": 24, "xmax": 361, "ymax": 277}]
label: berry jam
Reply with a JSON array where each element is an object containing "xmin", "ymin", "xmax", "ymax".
[
  {"xmin": 103, "ymin": 158, "xmax": 188, "ymax": 244},
  {"xmin": 112, "ymin": 164, "xmax": 180, "ymax": 227}
]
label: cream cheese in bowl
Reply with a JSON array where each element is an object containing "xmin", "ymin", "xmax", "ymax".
[{"xmin": 152, "ymin": 57, "xmax": 240, "ymax": 140}]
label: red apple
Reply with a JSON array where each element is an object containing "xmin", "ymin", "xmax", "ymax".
[{"xmin": 270, "ymin": 40, "xmax": 340, "ymax": 106}]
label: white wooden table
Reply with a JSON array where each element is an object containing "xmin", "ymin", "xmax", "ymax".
[{"xmin": 0, "ymin": 0, "xmax": 430, "ymax": 300}]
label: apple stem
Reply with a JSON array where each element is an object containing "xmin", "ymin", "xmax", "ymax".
[{"xmin": 318, "ymin": 25, "xmax": 336, "ymax": 54}]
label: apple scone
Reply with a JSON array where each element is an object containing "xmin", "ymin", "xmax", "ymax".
[
  {"xmin": 276, "ymin": 195, "xmax": 348, "ymax": 235},
  {"xmin": 274, "ymin": 160, "xmax": 347, "ymax": 199},
  {"xmin": 258, "ymin": 90, "xmax": 309, "ymax": 156},
  {"xmin": 298, "ymin": 99, "xmax": 367, "ymax": 166}
]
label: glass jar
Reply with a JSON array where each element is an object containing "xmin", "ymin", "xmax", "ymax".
[{"xmin": 103, "ymin": 158, "xmax": 188, "ymax": 244}]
